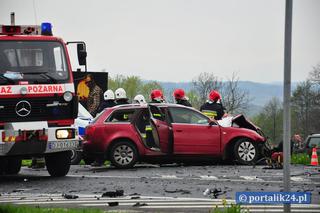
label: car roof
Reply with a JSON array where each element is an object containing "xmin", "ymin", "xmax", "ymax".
[
  {"xmin": 110, "ymin": 103, "xmax": 192, "ymax": 110},
  {"xmin": 309, "ymin": 134, "xmax": 320, "ymax": 137}
]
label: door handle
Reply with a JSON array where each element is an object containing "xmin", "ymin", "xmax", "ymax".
[{"xmin": 176, "ymin": 130, "xmax": 183, "ymax": 132}]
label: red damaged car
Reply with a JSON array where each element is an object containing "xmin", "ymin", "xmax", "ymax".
[{"xmin": 83, "ymin": 104, "xmax": 266, "ymax": 168}]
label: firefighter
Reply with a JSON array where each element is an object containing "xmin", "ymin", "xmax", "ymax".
[
  {"xmin": 150, "ymin": 89, "xmax": 165, "ymax": 103},
  {"xmin": 200, "ymin": 90, "xmax": 226, "ymax": 120},
  {"xmin": 133, "ymin": 94, "xmax": 147, "ymax": 104},
  {"xmin": 97, "ymin": 89, "xmax": 116, "ymax": 114},
  {"xmin": 173, "ymin": 89, "xmax": 192, "ymax": 107},
  {"xmin": 115, "ymin": 88, "xmax": 130, "ymax": 105}
]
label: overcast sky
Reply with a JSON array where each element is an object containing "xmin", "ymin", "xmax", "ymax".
[{"xmin": 1, "ymin": 0, "xmax": 319, "ymax": 83}]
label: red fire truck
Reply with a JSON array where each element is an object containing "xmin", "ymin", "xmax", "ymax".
[{"xmin": 0, "ymin": 14, "xmax": 86, "ymax": 176}]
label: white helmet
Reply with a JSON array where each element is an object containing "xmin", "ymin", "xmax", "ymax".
[
  {"xmin": 115, "ymin": 88, "xmax": 127, "ymax": 99},
  {"xmin": 133, "ymin": 94, "xmax": 146, "ymax": 104},
  {"xmin": 104, "ymin": 89, "xmax": 115, "ymax": 101}
]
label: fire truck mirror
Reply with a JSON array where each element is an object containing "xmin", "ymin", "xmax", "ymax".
[{"xmin": 77, "ymin": 43, "xmax": 87, "ymax": 66}]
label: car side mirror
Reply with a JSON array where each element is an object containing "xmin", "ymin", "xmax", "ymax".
[
  {"xmin": 209, "ymin": 120, "xmax": 215, "ymax": 126},
  {"xmin": 77, "ymin": 43, "xmax": 87, "ymax": 66}
]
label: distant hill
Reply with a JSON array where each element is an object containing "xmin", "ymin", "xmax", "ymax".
[{"xmin": 157, "ymin": 81, "xmax": 298, "ymax": 115}]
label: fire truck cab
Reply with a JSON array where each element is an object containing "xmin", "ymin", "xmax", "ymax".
[{"xmin": 0, "ymin": 19, "xmax": 85, "ymax": 177}]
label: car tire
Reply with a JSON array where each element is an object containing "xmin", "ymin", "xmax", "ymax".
[
  {"xmin": 45, "ymin": 151, "xmax": 71, "ymax": 177},
  {"xmin": 70, "ymin": 150, "xmax": 82, "ymax": 165},
  {"xmin": 233, "ymin": 138, "xmax": 259, "ymax": 165},
  {"xmin": 5, "ymin": 158, "xmax": 22, "ymax": 175},
  {"xmin": 110, "ymin": 141, "xmax": 138, "ymax": 169}
]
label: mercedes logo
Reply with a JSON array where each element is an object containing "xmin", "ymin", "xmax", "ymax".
[{"xmin": 15, "ymin": 101, "xmax": 31, "ymax": 117}]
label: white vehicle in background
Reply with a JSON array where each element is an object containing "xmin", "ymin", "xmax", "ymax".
[{"xmin": 71, "ymin": 103, "xmax": 92, "ymax": 164}]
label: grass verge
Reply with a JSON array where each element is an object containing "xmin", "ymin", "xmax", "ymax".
[{"xmin": 0, "ymin": 205, "xmax": 103, "ymax": 213}]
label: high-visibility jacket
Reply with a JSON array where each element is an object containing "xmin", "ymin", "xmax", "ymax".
[{"xmin": 200, "ymin": 101, "xmax": 225, "ymax": 120}]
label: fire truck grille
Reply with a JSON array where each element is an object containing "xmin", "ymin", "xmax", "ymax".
[{"xmin": 0, "ymin": 97, "xmax": 77, "ymax": 123}]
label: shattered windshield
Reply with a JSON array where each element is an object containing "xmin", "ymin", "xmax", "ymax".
[{"xmin": 0, "ymin": 41, "xmax": 69, "ymax": 84}]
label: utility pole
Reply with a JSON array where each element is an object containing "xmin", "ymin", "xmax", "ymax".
[{"xmin": 283, "ymin": 0, "xmax": 293, "ymax": 212}]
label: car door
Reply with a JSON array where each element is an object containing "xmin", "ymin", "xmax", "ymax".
[
  {"xmin": 148, "ymin": 105, "xmax": 173, "ymax": 154},
  {"xmin": 168, "ymin": 106, "xmax": 221, "ymax": 155}
]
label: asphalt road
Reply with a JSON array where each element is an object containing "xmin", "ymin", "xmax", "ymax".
[{"xmin": 0, "ymin": 163, "xmax": 320, "ymax": 212}]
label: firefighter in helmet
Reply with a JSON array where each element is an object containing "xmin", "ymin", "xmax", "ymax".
[
  {"xmin": 200, "ymin": 90, "xmax": 226, "ymax": 120},
  {"xmin": 173, "ymin": 89, "xmax": 192, "ymax": 107},
  {"xmin": 133, "ymin": 94, "xmax": 147, "ymax": 104},
  {"xmin": 97, "ymin": 89, "xmax": 116, "ymax": 114},
  {"xmin": 115, "ymin": 88, "xmax": 130, "ymax": 105},
  {"xmin": 150, "ymin": 89, "xmax": 165, "ymax": 103}
]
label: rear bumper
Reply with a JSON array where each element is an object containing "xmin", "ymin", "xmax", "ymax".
[{"xmin": 0, "ymin": 125, "xmax": 80, "ymax": 156}]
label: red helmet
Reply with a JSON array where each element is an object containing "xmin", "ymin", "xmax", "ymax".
[
  {"xmin": 150, "ymin": 89, "xmax": 164, "ymax": 100},
  {"xmin": 173, "ymin": 89, "xmax": 185, "ymax": 100},
  {"xmin": 209, "ymin": 90, "xmax": 221, "ymax": 102}
]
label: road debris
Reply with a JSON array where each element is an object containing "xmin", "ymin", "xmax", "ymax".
[
  {"xmin": 203, "ymin": 188, "xmax": 225, "ymax": 198},
  {"xmin": 108, "ymin": 202, "xmax": 119, "ymax": 207},
  {"xmin": 133, "ymin": 202, "xmax": 148, "ymax": 207},
  {"xmin": 102, "ymin": 190, "xmax": 124, "ymax": 197},
  {"xmin": 62, "ymin": 194, "xmax": 79, "ymax": 199}
]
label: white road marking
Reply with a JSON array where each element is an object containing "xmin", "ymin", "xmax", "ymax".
[
  {"xmin": 199, "ymin": 175, "xmax": 219, "ymax": 180},
  {"xmin": 240, "ymin": 176, "xmax": 264, "ymax": 181},
  {"xmin": 290, "ymin": 177, "xmax": 309, "ymax": 182},
  {"xmin": 1, "ymin": 193, "xmax": 319, "ymax": 212},
  {"xmin": 159, "ymin": 175, "xmax": 181, "ymax": 179}
]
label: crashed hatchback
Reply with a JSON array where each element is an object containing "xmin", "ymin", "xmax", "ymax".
[{"xmin": 83, "ymin": 104, "xmax": 267, "ymax": 168}]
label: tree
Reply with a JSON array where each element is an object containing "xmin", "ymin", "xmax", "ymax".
[
  {"xmin": 192, "ymin": 72, "xmax": 222, "ymax": 104},
  {"xmin": 108, "ymin": 74, "xmax": 126, "ymax": 91},
  {"xmin": 140, "ymin": 81, "xmax": 163, "ymax": 102},
  {"xmin": 252, "ymin": 97, "xmax": 283, "ymax": 144},
  {"xmin": 186, "ymin": 89, "xmax": 202, "ymax": 109},
  {"xmin": 221, "ymin": 72, "xmax": 250, "ymax": 114},
  {"xmin": 291, "ymin": 80, "xmax": 319, "ymax": 137},
  {"xmin": 123, "ymin": 76, "xmax": 142, "ymax": 100}
]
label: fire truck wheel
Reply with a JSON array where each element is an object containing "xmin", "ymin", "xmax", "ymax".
[
  {"xmin": 0, "ymin": 158, "xmax": 7, "ymax": 175},
  {"xmin": 45, "ymin": 151, "xmax": 71, "ymax": 177},
  {"xmin": 233, "ymin": 138, "xmax": 259, "ymax": 165},
  {"xmin": 5, "ymin": 158, "xmax": 22, "ymax": 175},
  {"xmin": 71, "ymin": 150, "xmax": 82, "ymax": 165}
]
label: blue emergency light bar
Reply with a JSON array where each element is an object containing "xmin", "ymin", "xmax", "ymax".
[
  {"xmin": 0, "ymin": 22, "xmax": 53, "ymax": 36},
  {"xmin": 41, "ymin": 22, "xmax": 53, "ymax": 36}
]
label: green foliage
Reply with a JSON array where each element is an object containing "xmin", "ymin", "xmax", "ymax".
[
  {"xmin": 0, "ymin": 205, "xmax": 103, "ymax": 213},
  {"xmin": 186, "ymin": 89, "xmax": 202, "ymax": 109},
  {"xmin": 252, "ymin": 97, "xmax": 283, "ymax": 145},
  {"xmin": 291, "ymin": 153, "xmax": 314, "ymax": 165},
  {"xmin": 108, "ymin": 74, "xmax": 163, "ymax": 102},
  {"xmin": 210, "ymin": 199, "xmax": 247, "ymax": 213},
  {"xmin": 21, "ymin": 160, "xmax": 32, "ymax": 167}
]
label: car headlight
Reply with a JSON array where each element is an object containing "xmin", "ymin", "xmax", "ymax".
[
  {"xmin": 56, "ymin": 129, "xmax": 75, "ymax": 139},
  {"xmin": 63, "ymin": 91, "xmax": 73, "ymax": 102}
]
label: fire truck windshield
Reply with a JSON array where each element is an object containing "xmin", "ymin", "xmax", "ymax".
[{"xmin": 0, "ymin": 41, "xmax": 69, "ymax": 84}]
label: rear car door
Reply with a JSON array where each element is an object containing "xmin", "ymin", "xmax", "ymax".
[
  {"xmin": 148, "ymin": 105, "xmax": 173, "ymax": 153},
  {"xmin": 168, "ymin": 106, "xmax": 221, "ymax": 155}
]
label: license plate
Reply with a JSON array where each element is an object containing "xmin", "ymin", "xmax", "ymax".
[{"xmin": 49, "ymin": 141, "xmax": 78, "ymax": 150}]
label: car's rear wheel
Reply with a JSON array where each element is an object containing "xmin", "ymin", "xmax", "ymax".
[
  {"xmin": 233, "ymin": 138, "xmax": 258, "ymax": 165},
  {"xmin": 110, "ymin": 141, "xmax": 138, "ymax": 169}
]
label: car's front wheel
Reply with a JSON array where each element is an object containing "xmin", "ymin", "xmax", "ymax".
[
  {"xmin": 70, "ymin": 150, "xmax": 82, "ymax": 165},
  {"xmin": 233, "ymin": 138, "xmax": 259, "ymax": 165},
  {"xmin": 110, "ymin": 141, "xmax": 138, "ymax": 169}
]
